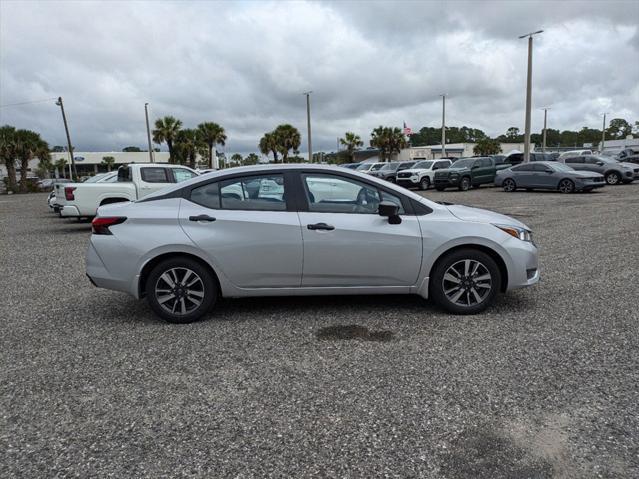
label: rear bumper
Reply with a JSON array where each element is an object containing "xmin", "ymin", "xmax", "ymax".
[
  {"xmin": 60, "ymin": 205, "xmax": 80, "ymax": 217},
  {"xmin": 86, "ymin": 241, "xmax": 139, "ymax": 297}
]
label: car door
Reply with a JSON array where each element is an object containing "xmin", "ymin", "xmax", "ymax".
[
  {"xmin": 137, "ymin": 167, "xmax": 174, "ymax": 198},
  {"xmin": 531, "ymin": 163, "xmax": 556, "ymax": 188},
  {"xmin": 297, "ymin": 172, "xmax": 422, "ymax": 287},
  {"xmin": 473, "ymin": 158, "xmax": 491, "ymax": 184},
  {"xmin": 178, "ymin": 172, "xmax": 303, "ymax": 288},
  {"xmin": 564, "ymin": 156, "xmax": 586, "ymax": 172},
  {"xmin": 511, "ymin": 164, "xmax": 535, "ymax": 187},
  {"xmin": 582, "ymin": 156, "xmax": 604, "ymax": 174}
]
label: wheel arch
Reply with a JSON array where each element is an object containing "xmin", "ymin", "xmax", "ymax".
[
  {"xmin": 100, "ymin": 197, "xmax": 130, "ymax": 206},
  {"xmin": 428, "ymin": 244, "xmax": 509, "ymax": 293},
  {"xmin": 138, "ymin": 252, "xmax": 222, "ymax": 299}
]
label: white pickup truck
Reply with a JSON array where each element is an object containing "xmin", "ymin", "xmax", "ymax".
[
  {"xmin": 59, "ymin": 164, "xmax": 199, "ymax": 218},
  {"xmin": 395, "ymin": 159, "xmax": 453, "ymax": 190}
]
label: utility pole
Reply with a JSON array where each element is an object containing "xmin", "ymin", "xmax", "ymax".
[
  {"xmin": 519, "ymin": 30, "xmax": 543, "ymax": 162},
  {"xmin": 304, "ymin": 92, "xmax": 312, "ymax": 163},
  {"xmin": 541, "ymin": 107, "xmax": 550, "ymax": 153},
  {"xmin": 144, "ymin": 103, "xmax": 154, "ymax": 163},
  {"xmin": 601, "ymin": 113, "xmax": 608, "ymax": 153},
  {"xmin": 55, "ymin": 97, "xmax": 77, "ymax": 179},
  {"xmin": 441, "ymin": 94, "xmax": 446, "ymax": 158}
]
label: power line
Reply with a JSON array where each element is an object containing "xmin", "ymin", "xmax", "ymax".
[{"xmin": 0, "ymin": 97, "xmax": 58, "ymax": 109}]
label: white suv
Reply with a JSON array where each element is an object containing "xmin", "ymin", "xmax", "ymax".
[{"xmin": 396, "ymin": 159, "xmax": 452, "ymax": 190}]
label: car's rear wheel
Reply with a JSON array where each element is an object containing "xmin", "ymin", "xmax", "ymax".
[
  {"xmin": 146, "ymin": 257, "xmax": 217, "ymax": 323},
  {"xmin": 430, "ymin": 249, "xmax": 501, "ymax": 314},
  {"xmin": 605, "ymin": 171, "xmax": 620, "ymax": 185},
  {"xmin": 558, "ymin": 179, "xmax": 575, "ymax": 194},
  {"xmin": 503, "ymin": 178, "xmax": 516, "ymax": 192},
  {"xmin": 458, "ymin": 177, "xmax": 471, "ymax": 191},
  {"xmin": 419, "ymin": 177, "xmax": 430, "ymax": 190}
]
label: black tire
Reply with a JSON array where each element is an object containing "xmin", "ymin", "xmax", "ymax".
[
  {"xmin": 388, "ymin": 177, "xmax": 396, "ymax": 183},
  {"xmin": 435, "ymin": 186, "xmax": 445, "ymax": 191},
  {"xmin": 430, "ymin": 248, "xmax": 501, "ymax": 315},
  {"xmin": 502, "ymin": 178, "xmax": 516, "ymax": 192},
  {"xmin": 145, "ymin": 257, "xmax": 217, "ymax": 323},
  {"xmin": 558, "ymin": 178, "xmax": 575, "ymax": 194},
  {"xmin": 419, "ymin": 177, "xmax": 430, "ymax": 190},
  {"xmin": 605, "ymin": 171, "xmax": 621, "ymax": 185},
  {"xmin": 458, "ymin": 176, "xmax": 471, "ymax": 191}
]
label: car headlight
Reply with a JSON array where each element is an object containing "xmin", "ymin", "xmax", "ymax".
[{"xmin": 493, "ymin": 224, "xmax": 533, "ymax": 242}]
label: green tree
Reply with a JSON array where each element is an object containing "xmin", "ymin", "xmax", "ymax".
[
  {"xmin": 473, "ymin": 138, "xmax": 502, "ymax": 156},
  {"xmin": 36, "ymin": 156, "xmax": 54, "ymax": 178},
  {"xmin": 230, "ymin": 153, "xmax": 243, "ymax": 166},
  {"xmin": 259, "ymin": 132, "xmax": 279, "ymax": 163},
  {"xmin": 243, "ymin": 153, "xmax": 259, "ymax": 165},
  {"xmin": 101, "ymin": 155, "xmax": 116, "ymax": 171},
  {"xmin": 370, "ymin": 126, "xmax": 406, "ymax": 161},
  {"xmin": 273, "ymin": 124, "xmax": 301, "ymax": 163},
  {"xmin": 607, "ymin": 118, "xmax": 632, "ymax": 139},
  {"xmin": 14, "ymin": 129, "xmax": 49, "ymax": 192},
  {"xmin": 54, "ymin": 158, "xmax": 68, "ymax": 178},
  {"xmin": 339, "ymin": 132, "xmax": 364, "ymax": 162},
  {"xmin": 173, "ymin": 129, "xmax": 198, "ymax": 168},
  {"xmin": 196, "ymin": 122, "xmax": 227, "ymax": 169},
  {"xmin": 122, "ymin": 146, "xmax": 142, "ymax": 152},
  {"xmin": 152, "ymin": 116, "xmax": 182, "ymax": 162},
  {"xmin": 0, "ymin": 125, "xmax": 18, "ymax": 192}
]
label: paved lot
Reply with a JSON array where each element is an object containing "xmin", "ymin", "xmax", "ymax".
[{"xmin": 1, "ymin": 185, "xmax": 638, "ymax": 478}]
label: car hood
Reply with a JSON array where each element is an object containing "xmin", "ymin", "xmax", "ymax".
[
  {"xmin": 446, "ymin": 204, "xmax": 529, "ymax": 230},
  {"xmin": 399, "ymin": 168, "xmax": 428, "ymax": 175}
]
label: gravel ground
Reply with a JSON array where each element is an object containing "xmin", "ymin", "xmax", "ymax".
[{"xmin": 1, "ymin": 184, "xmax": 638, "ymax": 478}]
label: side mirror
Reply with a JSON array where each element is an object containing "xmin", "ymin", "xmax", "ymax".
[
  {"xmin": 378, "ymin": 201, "xmax": 401, "ymax": 224},
  {"xmin": 544, "ymin": 169, "xmax": 553, "ymax": 173},
  {"xmin": 596, "ymin": 161, "xmax": 604, "ymax": 166}
]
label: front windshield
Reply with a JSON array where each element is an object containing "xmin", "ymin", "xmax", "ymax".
[
  {"xmin": 370, "ymin": 163, "xmax": 385, "ymax": 171},
  {"xmin": 414, "ymin": 161, "xmax": 433, "ymax": 169},
  {"xmin": 380, "ymin": 162, "xmax": 399, "ymax": 171},
  {"xmin": 450, "ymin": 159, "xmax": 475, "ymax": 168},
  {"xmin": 551, "ymin": 163, "xmax": 574, "ymax": 172}
]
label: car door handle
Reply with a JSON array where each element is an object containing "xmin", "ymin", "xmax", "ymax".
[
  {"xmin": 189, "ymin": 214, "xmax": 216, "ymax": 222},
  {"xmin": 307, "ymin": 222, "xmax": 335, "ymax": 231}
]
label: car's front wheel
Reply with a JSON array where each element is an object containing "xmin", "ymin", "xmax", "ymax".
[
  {"xmin": 146, "ymin": 257, "xmax": 217, "ymax": 323},
  {"xmin": 502, "ymin": 178, "xmax": 516, "ymax": 192},
  {"xmin": 558, "ymin": 179, "xmax": 575, "ymax": 194},
  {"xmin": 458, "ymin": 177, "xmax": 471, "ymax": 191},
  {"xmin": 605, "ymin": 171, "xmax": 620, "ymax": 185},
  {"xmin": 419, "ymin": 177, "xmax": 430, "ymax": 190},
  {"xmin": 430, "ymin": 248, "xmax": 501, "ymax": 314}
]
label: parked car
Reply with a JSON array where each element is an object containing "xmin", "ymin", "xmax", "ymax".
[
  {"xmin": 52, "ymin": 173, "xmax": 118, "ymax": 213},
  {"xmin": 559, "ymin": 155, "xmax": 638, "ymax": 185},
  {"xmin": 87, "ymin": 164, "xmax": 539, "ymax": 323},
  {"xmin": 491, "ymin": 155, "xmax": 506, "ymax": 164},
  {"xmin": 619, "ymin": 154, "xmax": 639, "ymax": 166},
  {"xmin": 396, "ymin": 159, "xmax": 452, "ymax": 190},
  {"xmin": 368, "ymin": 161, "xmax": 416, "ymax": 182},
  {"xmin": 617, "ymin": 148, "xmax": 638, "ymax": 160},
  {"xmin": 557, "ymin": 149, "xmax": 592, "ymax": 160},
  {"xmin": 355, "ymin": 162, "xmax": 384, "ymax": 173},
  {"xmin": 340, "ymin": 163, "xmax": 361, "ymax": 170},
  {"xmin": 503, "ymin": 152, "xmax": 554, "ymax": 165},
  {"xmin": 59, "ymin": 164, "xmax": 198, "ymax": 219},
  {"xmin": 433, "ymin": 157, "xmax": 509, "ymax": 191},
  {"xmin": 495, "ymin": 161, "xmax": 605, "ymax": 193}
]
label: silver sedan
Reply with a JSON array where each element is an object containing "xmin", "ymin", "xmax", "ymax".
[{"xmin": 87, "ymin": 164, "xmax": 539, "ymax": 323}]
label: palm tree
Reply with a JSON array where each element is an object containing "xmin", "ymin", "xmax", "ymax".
[
  {"xmin": 101, "ymin": 156, "xmax": 115, "ymax": 171},
  {"xmin": 273, "ymin": 124, "xmax": 301, "ymax": 163},
  {"xmin": 244, "ymin": 153, "xmax": 259, "ymax": 166},
  {"xmin": 174, "ymin": 129, "xmax": 198, "ymax": 168},
  {"xmin": 0, "ymin": 125, "xmax": 18, "ymax": 192},
  {"xmin": 196, "ymin": 122, "xmax": 226, "ymax": 169},
  {"xmin": 14, "ymin": 129, "xmax": 49, "ymax": 192},
  {"xmin": 54, "ymin": 158, "xmax": 68, "ymax": 178},
  {"xmin": 339, "ymin": 132, "xmax": 363, "ymax": 162},
  {"xmin": 370, "ymin": 126, "xmax": 407, "ymax": 161},
  {"xmin": 259, "ymin": 132, "xmax": 279, "ymax": 163},
  {"xmin": 152, "ymin": 116, "xmax": 182, "ymax": 163}
]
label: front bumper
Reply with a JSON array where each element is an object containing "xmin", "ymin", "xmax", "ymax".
[
  {"xmin": 503, "ymin": 238, "xmax": 540, "ymax": 290},
  {"xmin": 434, "ymin": 176, "xmax": 458, "ymax": 188}
]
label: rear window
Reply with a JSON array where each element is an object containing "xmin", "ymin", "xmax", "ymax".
[
  {"xmin": 190, "ymin": 182, "xmax": 220, "ymax": 209},
  {"xmin": 141, "ymin": 167, "xmax": 169, "ymax": 183}
]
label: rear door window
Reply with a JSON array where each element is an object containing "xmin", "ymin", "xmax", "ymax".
[
  {"xmin": 565, "ymin": 157, "xmax": 584, "ymax": 164},
  {"xmin": 140, "ymin": 167, "xmax": 170, "ymax": 183},
  {"xmin": 190, "ymin": 182, "xmax": 220, "ymax": 209}
]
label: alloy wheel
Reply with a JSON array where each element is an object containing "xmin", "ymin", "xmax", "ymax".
[
  {"xmin": 420, "ymin": 177, "xmax": 430, "ymax": 190},
  {"xmin": 154, "ymin": 267, "xmax": 205, "ymax": 316},
  {"xmin": 442, "ymin": 259, "xmax": 492, "ymax": 307},
  {"xmin": 558, "ymin": 179, "xmax": 574, "ymax": 193},
  {"xmin": 459, "ymin": 177, "xmax": 470, "ymax": 191},
  {"xmin": 605, "ymin": 172, "xmax": 620, "ymax": 185},
  {"xmin": 503, "ymin": 179, "xmax": 516, "ymax": 192}
]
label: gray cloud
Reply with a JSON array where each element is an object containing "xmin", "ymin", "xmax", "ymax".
[{"xmin": 0, "ymin": 0, "xmax": 637, "ymax": 156}]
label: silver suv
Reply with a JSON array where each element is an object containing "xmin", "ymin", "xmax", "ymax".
[{"xmin": 559, "ymin": 155, "xmax": 638, "ymax": 185}]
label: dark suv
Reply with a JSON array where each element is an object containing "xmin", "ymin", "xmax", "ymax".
[{"xmin": 433, "ymin": 157, "xmax": 507, "ymax": 191}]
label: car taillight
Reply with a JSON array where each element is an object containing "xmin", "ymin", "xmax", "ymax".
[
  {"xmin": 64, "ymin": 186, "xmax": 76, "ymax": 200},
  {"xmin": 92, "ymin": 216, "xmax": 127, "ymax": 235}
]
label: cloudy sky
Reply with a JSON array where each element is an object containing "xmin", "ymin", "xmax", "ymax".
[{"xmin": 1, "ymin": 0, "xmax": 638, "ymax": 156}]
